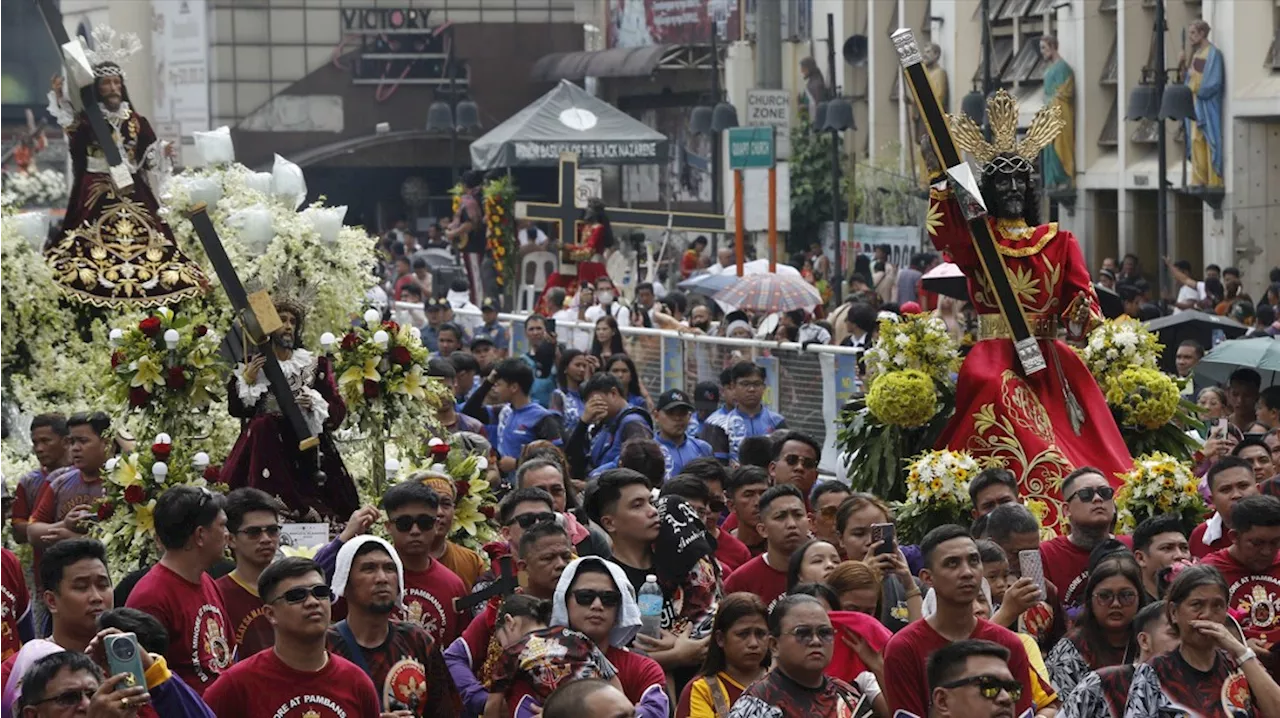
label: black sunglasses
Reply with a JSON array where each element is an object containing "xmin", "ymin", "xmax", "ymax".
[
  {"xmin": 270, "ymin": 584, "xmax": 334, "ymax": 605},
  {"xmin": 506, "ymin": 511, "xmax": 557, "ymax": 529},
  {"xmin": 391, "ymin": 514, "xmax": 438, "ymax": 532},
  {"xmin": 571, "ymin": 589, "xmax": 621, "ymax": 608},
  {"xmin": 1068, "ymin": 486, "xmax": 1115, "ymax": 503},
  {"xmin": 783, "ymin": 454, "xmax": 818, "ymax": 470},
  {"xmin": 940, "ymin": 675, "xmax": 1023, "ymax": 701},
  {"xmin": 33, "ymin": 689, "xmax": 96, "ymax": 707},
  {"xmin": 236, "ymin": 524, "xmax": 282, "ymax": 539}
]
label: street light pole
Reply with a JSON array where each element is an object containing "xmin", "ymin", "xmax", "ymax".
[
  {"xmin": 448, "ymin": 46, "xmax": 459, "ymax": 188},
  {"xmin": 827, "ymin": 12, "xmax": 843, "ymax": 304},
  {"xmin": 1155, "ymin": 0, "xmax": 1169, "ymax": 297},
  {"xmin": 711, "ymin": 26, "xmax": 722, "ymax": 255}
]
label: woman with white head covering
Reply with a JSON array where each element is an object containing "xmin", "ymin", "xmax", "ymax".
[{"xmin": 551, "ymin": 556, "xmax": 668, "ymax": 718}]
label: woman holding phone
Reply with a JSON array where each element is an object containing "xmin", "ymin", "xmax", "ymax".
[{"xmin": 834, "ymin": 494, "xmax": 922, "ymax": 632}]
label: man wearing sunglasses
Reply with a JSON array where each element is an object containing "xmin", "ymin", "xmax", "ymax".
[
  {"xmin": 1039, "ymin": 467, "xmax": 1133, "ymax": 611},
  {"xmin": 379, "ymin": 482, "xmax": 468, "ymax": 648},
  {"xmin": 125, "ymin": 486, "xmax": 233, "ymax": 697},
  {"xmin": 808, "ymin": 481, "xmax": 851, "ymax": 548},
  {"xmin": 204, "ymin": 557, "xmax": 380, "ymax": 718},
  {"xmin": 767, "ymin": 431, "xmax": 822, "ymax": 507},
  {"xmin": 925, "ymin": 639, "xmax": 1020, "ymax": 718},
  {"xmin": 15, "ymin": 650, "xmax": 151, "ymax": 718},
  {"xmin": 215, "ymin": 488, "xmax": 283, "ymax": 660}
]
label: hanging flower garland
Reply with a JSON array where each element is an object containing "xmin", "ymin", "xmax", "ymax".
[
  {"xmin": 483, "ymin": 176, "xmax": 518, "ymax": 290},
  {"xmin": 93, "ymin": 434, "xmax": 227, "ymax": 575}
]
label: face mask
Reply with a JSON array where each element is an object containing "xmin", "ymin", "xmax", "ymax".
[{"xmin": 598, "ymin": 291, "xmax": 614, "ymax": 304}]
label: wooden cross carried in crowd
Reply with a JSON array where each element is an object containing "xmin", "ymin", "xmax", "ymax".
[
  {"xmin": 454, "ymin": 554, "xmax": 519, "ymax": 613},
  {"xmin": 515, "ymin": 153, "xmax": 726, "ymax": 241},
  {"xmin": 33, "ymin": 0, "xmax": 133, "ymax": 193},
  {"xmin": 185, "ymin": 203, "xmax": 327, "ymax": 481}
]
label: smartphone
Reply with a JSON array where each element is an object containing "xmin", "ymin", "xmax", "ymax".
[
  {"xmin": 1019, "ymin": 549, "xmax": 1046, "ymax": 594},
  {"xmin": 871, "ymin": 523, "xmax": 896, "ymax": 555},
  {"xmin": 105, "ymin": 632, "xmax": 147, "ymax": 690},
  {"xmin": 544, "ymin": 317, "xmax": 556, "ymax": 335},
  {"xmin": 1211, "ymin": 417, "xmax": 1228, "ymax": 439}
]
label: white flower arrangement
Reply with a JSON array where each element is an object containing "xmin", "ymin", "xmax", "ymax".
[
  {"xmin": 863, "ymin": 314, "xmax": 960, "ymax": 384},
  {"xmin": 0, "ymin": 169, "xmax": 68, "ymax": 209},
  {"xmin": 1079, "ymin": 317, "xmax": 1162, "ymax": 385},
  {"xmin": 1114, "ymin": 452, "xmax": 1207, "ymax": 533},
  {"xmin": 896, "ymin": 449, "xmax": 981, "ymax": 542}
]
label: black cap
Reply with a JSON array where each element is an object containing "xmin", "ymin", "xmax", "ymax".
[
  {"xmin": 426, "ymin": 297, "xmax": 446, "ymax": 311},
  {"xmin": 470, "ymin": 335, "xmax": 495, "ymax": 350},
  {"xmin": 481, "ymin": 298, "xmax": 498, "ymax": 312},
  {"xmin": 655, "ymin": 389, "xmax": 695, "ymax": 413},
  {"xmin": 693, "ymin": 382, "xmax": 720, "ymax": 411}
]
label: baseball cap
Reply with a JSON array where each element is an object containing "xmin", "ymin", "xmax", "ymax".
[
  {"xmin": 470, "ymin": 335, "xmax": 495, "ymax": 350},
  {"xmin": 693, "ymin": 382, "xmax": 720, "ymax": 412},
  {"xmin": 655, "ymin": 389, "xmax": 695, "ymax": 413},
  {"xmin": 481, "ymin": 298, "xmax": 498, "ymax": 312},
  {"xmin": 426, "ymin": 297, "xmax": 446, "ymax": 311}
]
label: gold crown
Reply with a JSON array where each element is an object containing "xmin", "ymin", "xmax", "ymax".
[{"xmin": 949, "ymin": 89, "xmax": 1066, "ymax": 170}]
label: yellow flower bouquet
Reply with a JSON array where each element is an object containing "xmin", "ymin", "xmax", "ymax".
[
  {"xmin": 896, "ymin": 449, "xmax": 980, "ymax": 543},
  {"xmin": 1114, "ymin": 452, "xmax": 1207, "ymax": 533}
]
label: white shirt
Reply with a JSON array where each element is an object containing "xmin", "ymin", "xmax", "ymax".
[
  {"xmin": 1174, "ymin": 281, "xmax": 1206, "ymax": 313},
  {"xmin": 585, "ymin": 302, "xmax": 632, "ymax": 329},
  {"xmin": 798, "ymin": 323, "xmax": 832, "ymax": 344},
  {"xmin": 553, "ymin": 307, "xmax": 592, "ymax": 351},
  {"xmin": 517, "ymin": 226, "xmax": 548, "ymax": 247}
]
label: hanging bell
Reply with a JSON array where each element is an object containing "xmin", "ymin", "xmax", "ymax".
[
  {"xmin": 711, "ymin": 102, "xmax": 739, "ymax": 132},
  {"xmin": 425, "ymin": 101, "xmax": 454, "ymax": 132},
  {"xmin": 1126, "ymin": 84, "xmax": 1158, "ymax": 121},
  {"xmin": 454, "ymin": 100, "xmax": 481, "ymax": 132},
  {"xmin": 689, "ymin": 105, "xmax": 713, "ymax": 135},
  {"xmin": 1158, "ymin": 83, "xmax": 1196, "ymax": 121},
  {"xmin": 823, "ymin": 97, "xmax": 855, "ymax": 132},
  {"xmin": 812, "ymin": 101, "xmax": 828, "ymax": 131}
]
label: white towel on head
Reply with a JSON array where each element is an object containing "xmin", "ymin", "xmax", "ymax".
[
  {"xmin": 330, "ymin": 535, "xmax": 405, "ymax": 609},
  {"xmin": 551, "ymin": 556, "xmax": 642, "ymax": 649},
  {"xmin": 1202, "ymin": 511, "xmax": 1224, "ymax": 546},
  {"xmin": 921, "ymin": 577, "xmax": 994, "ymax": 619}
]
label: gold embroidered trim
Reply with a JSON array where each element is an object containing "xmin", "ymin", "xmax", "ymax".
[
  {"xmin": 995, "ymin": 222, "xmax": 1057, "ymax": 257},
  {"xmin": 978, "ymin": 313, "xmax": 1060, "ymax": 340}
]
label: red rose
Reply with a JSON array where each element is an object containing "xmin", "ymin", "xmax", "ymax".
[
  {"xmin": 128, "ymin": 387, "xmax": 151, "ymax": 407},
  {"xmin": 482, "ymin": 541, "xmax": 511, "ymax": 561},
  {"xmin": 111, "ymin": 351, "xmax": 125, "ymax": 368},
  {"xmin": 390, "ymin": 345, "xmax": 412, "ymax": 367},
  {"xmin": 97, "ymin": 502, "xmax": 115, "ymax": 520},
  {"xmin": 203, "ymin": 465, "xmax": 220, "ymax": 482},
  {"xmin": 382, "ymin": 321, "xmax": 400, "ymax": 335},
  {"xmin": 139, "ymin": 316, "xmax": 163, "ymax": 337},
  {"xmin": 123, "ymin": 485, "xmax": 145, "ymax": 504},
  {"xmin": 194, "ymin": 325, "xmax": 209, "ymax": 338},
  {"xmin": 151, "ymin": 442, "xmax": 172, "ymax": 460},
  {"xmin": 454, "ymin": 480, "xmax": 471, "ymax": 496},
  {"xmin": 341, "ymin": 332, "xmax": 362, "ymax": 351},
  {"xmin": 363, "ymin": 379, "xmax": 380, "ymax": 398},
  {"xmin": 429, "ymin": 442, "xmax": 451, "ymax": 460},
  {"xmin": 480, "ymin": 505, "xmax": 496, "ymax": 520},
  {"xmin": 166, "ymin": 366, "xmax": 187, "ymax": 389}
]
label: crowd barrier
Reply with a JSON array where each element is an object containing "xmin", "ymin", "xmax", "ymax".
[{"xmin": 392, "ymin": 302, "xmax": 864, "ymax": 476}]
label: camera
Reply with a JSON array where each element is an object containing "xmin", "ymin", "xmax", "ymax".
[{"xmin": 110, "ymin": 637, "xmax": 137, "ymax": 661}]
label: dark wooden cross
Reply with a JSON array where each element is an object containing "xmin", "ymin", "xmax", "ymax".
[
  {"xmin": 34, "ymin": 0, "xmax": 133, "ymax": 193},
  {"xmin": 186, "ymin": 203, "xmax": 327, "ymax": 480},
  {"xmin": 454, "ymin": 554, "xmax": 518, "ymax": 613},
  {"xmin": 515, "ymin": 153, "xmax": 726, "ymax": 241}
]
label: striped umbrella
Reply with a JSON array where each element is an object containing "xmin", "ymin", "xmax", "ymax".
[{"xmin": 713, "ymin": 272, "xmax": 823, "ymax": 313}]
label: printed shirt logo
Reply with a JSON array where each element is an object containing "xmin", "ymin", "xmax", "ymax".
[
  {"xmin": 384, "ymin": 657, "xmax": 428, "ymax": 712},
  {"xmin": 1229, "ymin": 575, "xmax": 1280, "ymax": 635},
  {"xmin": 191, "ymin": 604, "xmax": 231, "ymax": 684},
  {"xmin": 1222, "ymin": 669, "xmax": 1254, "ymax": 716},
  {"xmin": 269, "ymin": 695, "xmax": 354, "ymax": 718},
  {"xmin": 400, "ymin": 589, "xmax": 447, "ymax": 645}
]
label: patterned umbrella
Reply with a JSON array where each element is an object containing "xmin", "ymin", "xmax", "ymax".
[{"xmin": 714, "ymin": 272, "xmax": 823, "ymax": 313}]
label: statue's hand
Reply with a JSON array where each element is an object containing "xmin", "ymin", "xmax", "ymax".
[
  {"xmin": 51, "ymin": 74, "xmax": 63, "ymax": 98},
  {"xmin": 243, "ymin": 355, "xmax": 266, "ymax": 385}
]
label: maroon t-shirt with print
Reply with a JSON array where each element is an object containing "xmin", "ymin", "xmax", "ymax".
[{"xmin": 126, "ymin": 563, "xmax": 235, "ymax": 695}]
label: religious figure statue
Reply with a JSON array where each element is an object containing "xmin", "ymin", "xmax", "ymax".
[
  {"xmin": 924, "ymin": 90, "xmax": 1132, "ymax": 532},
  {"xmin": 221, "ymin": 289, "xmax": 359, "ymax": 521},
  {"xmin": 1040, "ymin": 36, "xmax": 1075, "ymax": 189},
  {"xmin": 912, "ymin": 43, "xmax": 949, "ymax": 187},
  {"xmin": 540, "ymin": 198, "xmax": 615, "ymax": 307},
  {"xmin": 44, "ymin": 26, "xmax": 206, "ymax": 309},
  {"xmin": 1181, "ymin": 20, "xmax": 1224, "ymax": 188},
  {"xmin": 447, "ymin": 170, "xmax": 488, "ymax": 304}
]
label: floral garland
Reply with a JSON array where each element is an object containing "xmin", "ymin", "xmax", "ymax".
[
  {"xmin": 482, "ymin": 176, "xmax": 517, "ymax": 291},
  {"xmin": 839, "ymin": 314, "xmax": 960, "ymax": 500},
  {"xmin": 382, "ymin": 438, "xmax": 499, "ymax": 556},
  {"xmin": 1114, "ymin": 452, "xmax": 1207, "ymax": 534},
  {"xmin": 1079, "ymin": 317, "xmax": 1161, "ymax": 383},
  {"xmin": 1, "ymin": 168, "xmax": 68, "ymax": 208},
  {"xmin": 896, "ymin": 449, "xmax": 980, "ymax": 543},
  {"xmin": 92, "ymin": 434, "xmax": 227, "ymax": 576}
]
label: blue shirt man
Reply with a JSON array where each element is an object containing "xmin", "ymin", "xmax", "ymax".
[
  {"xmin": 724, "ymin": 361, "xmax": 787, "ymax": 463},
  {"xmin": 565, "ymin": 373, "xmax": 653, "ymax": 479},
  {"xmin": 419, "ymin": 297, "xmax": 447, "ymax": 352},
  {"xmin": 461, "ymin": 358, "xmax": 563, "ymax": 477},
  {"xmin": 653, "ymin": 389, "xmax": 714, "ymax": 481},
  {"xmin": 471, "ymin": 299, "xmax": 509, "ymax": 352}
]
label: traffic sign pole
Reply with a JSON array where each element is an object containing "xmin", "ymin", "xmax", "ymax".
[
  {"xmin": 768, "ymin": 164, "xmax": 777, "ymax": 273},
  {"xmin": 735, "ymin": 170, "xmax": 745, "ymax": 277}
]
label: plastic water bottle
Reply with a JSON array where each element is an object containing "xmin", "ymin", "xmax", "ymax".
[{"xmin": 638, "ymin": 574, "xmax": 663, "ymax": 639}]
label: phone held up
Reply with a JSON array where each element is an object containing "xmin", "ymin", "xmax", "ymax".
[
  {"xmin": 871, "ymin": 523, "xmax": 896, "ymax": 555},
  {"xmin": 105, "ymin": 632, "xmax": 147, "ymax": 690},
  {"xmin": 1018, "ymin": 549, "xmax": 1046, "ymax": 599}
]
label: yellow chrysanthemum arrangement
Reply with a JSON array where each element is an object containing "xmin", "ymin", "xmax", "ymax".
[
  {"xmin": 897, "ymin": 449, "xmax": 979, "ymax": 542},
  {"xmin": 866, "ymin": 369, "xmax": 938, "ymax": 428},
  {"xmin": 1105, "ymin": 367, "xmax": 1181, "ymax": 430},
  {"xmin": 1114, "ymin": 452, "xmax": 1207, "ymax": 533}
]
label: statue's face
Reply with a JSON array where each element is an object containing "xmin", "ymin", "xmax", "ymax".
[
  {"xmin": 1188, "ymin": 25, "xmax": 1205, "ymax": 45},
  {"xmin": 924, "ymin": 44, "xmax": 941, "ymax": 65},
  {"xmin": 1039, "ymin": 38, "xmax": 1054, "ymax": 60},
  {"xmin": 991, "ymin": 171, "xmax": 1028, "ymax": 219},
  {"xmin": 96, "ymin": 76, "xmax": 124, "ymax": 110},
  {"xmin": 274, "ymin": 309, "xmax": 299, "ymax": 349}
]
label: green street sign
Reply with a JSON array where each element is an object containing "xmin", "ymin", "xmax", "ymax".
[{"xmin": 727, "ymin": 126, "xmax": 775, "ymax": 170}]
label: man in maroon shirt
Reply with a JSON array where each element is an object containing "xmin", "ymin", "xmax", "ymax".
[
  {"xmin": 1201, "ymin": 494, "xmax": 1280, "ymax": 677},
  {"xmin": 722, "ymin": 484, "xmax": 809, "ymax": 607},
  {"xmin": 980, "ymin": 503, "xmax": 1066, "ymax": 650},
  {"xmin": 882, "ymin": 525, "xmax": 1040, "ymax": 716},
  {"xmin": 1191, "ymin": 457, "xmax": 1259, "ymax": 559},
  {"xmin": 204, "ymin": 557, "xmax": 380, "ymax": 717},
  {"xmin": 381, "ymin": 482, "xmax": 469, "ymax": 647},
  {"xmin": 10, "ymin": 413, "xmax": 69, "ymax": 547},
  {"xmin": 126, "ymin": 486, "xmax": 234, "ymax": 695},
  {"xmin": 215, "ymin": 487, "xmax": 281, "ymax": 660},
  {"xmin": 724, "ymin": 466, "xmax": 769, "ymax": 555},
  {"xmin": 27, "ymin": 412, "xmax": 114, "ymax": 551},
  {"xmin": 1039, "ymin": 466, "xmax": 1133, "ymax": 611}
]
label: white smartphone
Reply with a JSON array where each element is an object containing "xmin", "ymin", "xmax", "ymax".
[{"xmin": 1018, "ymin": 549, "xmax": 1046, "ymax": 597}]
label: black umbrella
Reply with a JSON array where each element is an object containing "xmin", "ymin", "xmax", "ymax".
[
  {"xmin": 1095, "ymin": 284, "xmax": 1123, "ymax": 319},
  {"xmin": 1144, "ymin": 310, "xmax": 1249, "ymax": 373}
]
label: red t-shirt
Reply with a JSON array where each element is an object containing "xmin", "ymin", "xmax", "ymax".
[
  {"xmin": 125, "ymin": 563, "xmax": 235, "ymax": 695},
  {"xmin": 605, "ymin": 646, "xmax": 668, "ymax": 708},
  {"xmin": 1, "ymin": 548, "xmax": 30, "ymax": 661},
  {"xmin": 394, "ymin": 558, "xmax": 469, "ymax": 647},
  {"xmin": 721, "ymin": 513, "xmax": 767, "ymax": 556},
  {"xmin": 680, "ymin": 250, "xmax": 700, "ymax": 279},
  {"xmin": 215, "ymin": 572, "xmax": 274, "ymax": 660},
  {"xmin": 1201, "ymin": 547, "xmax": 1280, "ymax": 676},
  {"xmin": 713, "ymin": 529, "xmax": 752, "ymax": 574},
  {"xmin": 883, "ymin": 618, "xmax": 1035, "ymax": 716},
  {"xmin": 203, "ymin": 647, "xmax": 380, "ymax": 718},
  {"xmin": 30, "ymin": 468, "xmax": 103, "ymax": 525},
  {"xmin": 722, "ymin": 553, "xmax": 789, "ymax": 607},
  {"xmin": 1190, "ymin": 519, "xmax": 1232, "ymax": 559},
  {"xmin": 1039, "ymin": 534, "xmax": 1134, "ymax": 610}
]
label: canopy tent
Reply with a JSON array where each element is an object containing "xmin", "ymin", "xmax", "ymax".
[{"xmin": 469, "ymin": 79, "xmax": 668, "ymax": 170}]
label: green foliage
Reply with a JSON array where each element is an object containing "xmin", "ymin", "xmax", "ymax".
[
  {"xmin": 788, "ymin": 118, "xmax": 848, "ymax": 253},
  {"xmin": 837, "ymin": 380, "xmax": 956, "ymax": 501},
  {"xmin": 849, "ymin": 146, "xmax": 928, "ymax": 228}
]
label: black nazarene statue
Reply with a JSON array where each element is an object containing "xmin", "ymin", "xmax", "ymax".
[{"xmin": 45, "ymin": 25, "xmax": 206, "ymax": 309}]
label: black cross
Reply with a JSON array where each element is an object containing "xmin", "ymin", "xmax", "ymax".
[
  {"xmin": 34, "ymin": 0, "xmax": 132, "ymax": 193},
  {"xmin": 454, "ymin": 554, "xmax": 518, "ymax": 613},
  {"xmin": 515, "ymin": 153, "xmax": 725, "ymax": 240}
]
